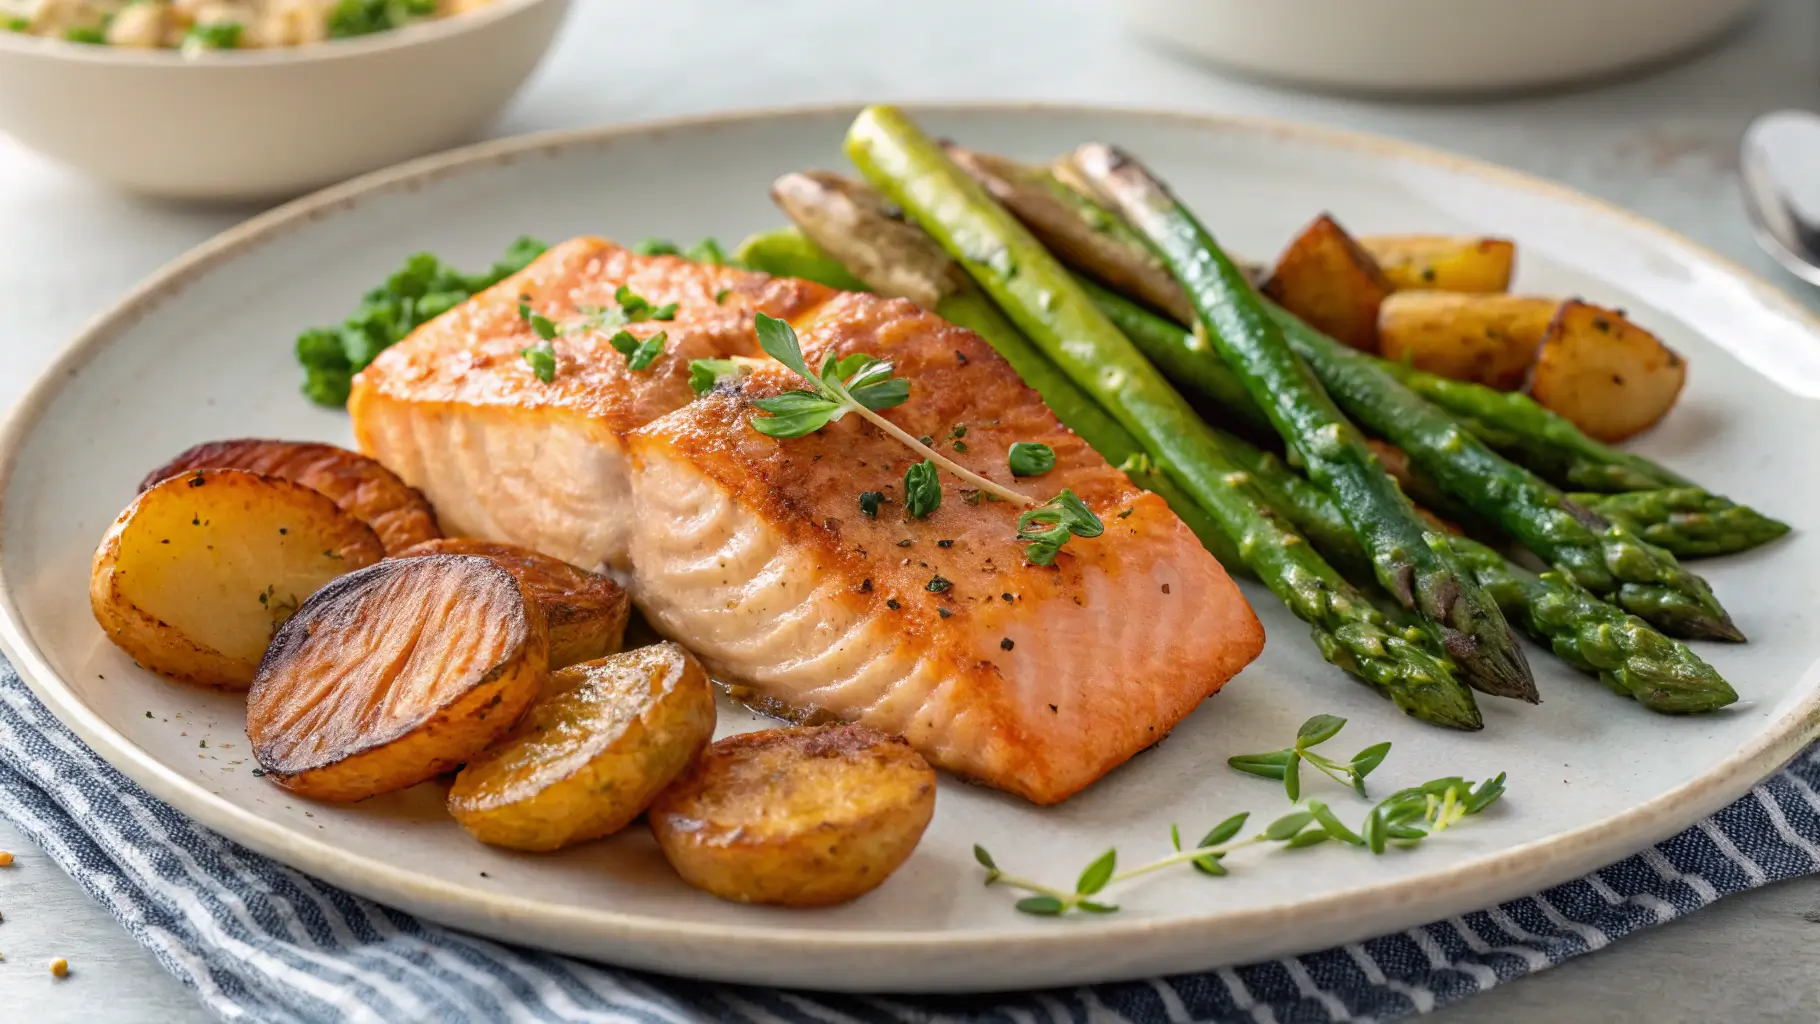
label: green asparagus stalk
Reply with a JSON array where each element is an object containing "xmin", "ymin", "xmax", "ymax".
[
  {"xmin": 1077, "ymin": 144, "xmax": 1536, "ymax": 703},
  {"xmin": 1265, "ymin": 299, "xmax": 1743, "ymax": 642},
  {"xmin": 1569, "ymin": 488, "xmax": 1791, "ymax": 559},
  {"xmin": 1202, "ymin": 422, "xmax": 1736, "ymax": 713},
  {"xmin": 844, "ymin": 104, "xmax": 1482, "ymax": 728}
]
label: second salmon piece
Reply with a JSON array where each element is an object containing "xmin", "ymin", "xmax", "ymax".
[{"xmin": 627, "ymin": 290, "xmax": 1263, "ymax": 805}]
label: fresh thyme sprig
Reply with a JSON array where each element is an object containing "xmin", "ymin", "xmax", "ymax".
[
  {"xmin": 1227, "ymin": 714, "xmax": 1392, "ymax": 800},
  {"xmin": 742, "ymin": 313, "xmax": 1033, "ymax": 508},
  {"xmin": 976, "ymin": 715, "xmax": 1508, "ymax": 917}
]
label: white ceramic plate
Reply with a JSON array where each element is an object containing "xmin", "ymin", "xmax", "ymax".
[{"xmin": 3, "ymin": 105, "xmax": 1819, "ymax": 994}]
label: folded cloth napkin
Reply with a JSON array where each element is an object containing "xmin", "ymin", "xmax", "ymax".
[{"xmin": 3, "ymin": 665, "xmax": 1818, "ymax": 1024}]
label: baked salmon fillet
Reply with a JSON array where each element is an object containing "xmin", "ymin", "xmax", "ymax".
[{"xmin": 352, "ymin": 238, "xmax": 1264, "ymax": 804}]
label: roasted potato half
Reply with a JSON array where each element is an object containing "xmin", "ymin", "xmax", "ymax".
[
  {"xmin": 395, "ymin": 539, "xmax": 628, "ymax": 669},
  {"xmin": 448, "ymin": 643, "xmax": 716, "ymax": 851},
  {"xmin": 247, "ymin": 554, "xmax": 548, "ymax": 802},
  {"xmin": 90, "ymin": 469, "xmax": 384, "ymax": 689},
  {"xmin": 1378, "ymin": 293, "xmax": 1558, "ymax": 390},
  {"xmin": 1528, "ymin": 300, "xmax": 1687, "ymax": 442},
  {"xmin": 649, "ymin": 724, "xmax": 936, "ymax": 907},
  {"xmin": 1262, "ymin": 214, "xmax": 1395, "ymax": 352},
  {"xmin": 1359, "ymin": 235, "xmax": 1516, "ymax": 293},
  {"xmin": 140, "ymin": 439, "xmax": 441, "ymax": 554}
]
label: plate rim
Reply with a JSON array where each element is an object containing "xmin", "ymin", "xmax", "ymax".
[{"xmin": 4, "ymin": 100, "xmax": 1819, "ymax": 966}]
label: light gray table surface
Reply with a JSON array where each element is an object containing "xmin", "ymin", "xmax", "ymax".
[{"xmin": 3, "ymin": 1, "xmax": 1819, "ymax": 1020}]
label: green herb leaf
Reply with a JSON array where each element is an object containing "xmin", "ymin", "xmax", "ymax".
[
  {"xmin": 633, "ymin": 238, "xmax": 680, "ymax": 256},
  {"xmin": 1008, "ymin": 441, "xmax": 1057, "ymax": 477},
  {"xmin": 1309, "ymin": 801, "xmax": 1364, "ymax": 846},
  {"xmin": 750, "ymin": 391, "xmax": 841, "ymax": 439},
  {"xmin": 1170, "ymin": 824, "xmax": 1183, "ymax": 852},
  {"xmin": 1362, "ymin": 809, "xmax": 1389, "ymax": 854},
  {"xmin": 687, "ymin": 358, "xmax": 744, "ymax": 395},
  {"xmin": 1285, "ymin": 830, "xmax": 1332, "ymax": 850},
  {"xmin": 1349, "ymin": 742, "xmax": 1393, "ymax": 793},
  {"xmin": 1199, "ymin": 812, "xmax": 1250, "ymax": 849},
  {"xmin": 1191, "ymin": 854, "xmax": 1228, "ymax": 876},
  {"xmin": 859, "ymin": 491, "xmax": 885, "ymax": 518},
  {"xmin": 973, "ymin": 844, "xmax": 998, "ymax": 871},
  {"xmin": 1464, "ymin": 773, "xmax": 1507, "ymax": 814},
  {"xmin": 926, "ymin": 575, "xmax": 952, "ymax": 593},
  {"xmin": 627, "ymin": 332, "xmax": 666, "ymax": 371},
  {"xmin": 905, "ymin": 460, "xmax": 941, "ymax": 518},
  {"xmin": 521, "ymin": 341, "xmax": 556, "ymax": 383},
  {"xmin": 1016, "ymin": 489, "xmax": 1103, "ymax": 566},
  {"xmin": 1227, "ymin": 750, "xmax": 1294, "ymax": 781},
  {"xmin": 1015, "ymin": 896, "xmax": 1065, "ymax": 916},
  {"xmin": 64, "ymin": 25, "xmax": 107, "ymax": 44},
  {"xmin": 1296, "ymin": 714, "xmax": 1347, "ymax": 748},
  {"xmin": 1076, "ymin": 849, "xmax": 1117, "ymax": 895},
  {"xmin": 1264, "ymin": 811, "xmax": 1317, "ymax": 842},
  {"xmin": 518, "ymin": 302, "xmax": 559, "ymax": 341},
  {"xmin": 181, "ymin": 20, "xmax": 242, "ymax": 51},
  {"xmin": 1386, "ymin": 824, "xmax": 1430, "ymax": 842},
  {"xmin": 754, "ymin": 312, "xmax": 817, "ymax": 385},
  {"xmin": 1284, "ymin": 751, "xmax": 1302, "ymax": 802},
  {"xmin": 1076, "ymin": 899, "xmax": 1120, "ymax": 914},
  {"xmin": 651, "ymin": 302, "xmax": 679, "ymax": 321},
  {"xmin": 685, "ymin": 238, "xmax": 728, "ymax": 265}
]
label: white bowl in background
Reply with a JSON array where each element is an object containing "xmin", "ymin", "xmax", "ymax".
[
  {"xmin": 1120, "ymin": 0, "xmax": 1756, "ymax": 95},
  {"xmin": 0, "ymin": 0, "xmax": 569, "ymax": 201}
]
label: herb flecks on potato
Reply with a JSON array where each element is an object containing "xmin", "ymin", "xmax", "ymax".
[
  {"xmin": 449, "ymin": 643, "xmax": 716, "ymax": 851},
  {"xmin": 90, "ymin": 469, "xmax": 383, "ymax": 689},
  {"xmin": 141, "ymin": 439, "xmax": 440, "ymax": 554},
  {"xmin": 247, "ymin": 554, "xmax": 547, "ymax": 802},
  {"xmin": 1528, "ymin": 300, "xmax": 1687, "ymax": 443},
  {"xmin": 650, "ymin": 723, "xmax": 936, "ymax": 907}
]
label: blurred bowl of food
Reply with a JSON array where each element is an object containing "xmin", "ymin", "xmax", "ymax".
[
  {"xmin": 0, "ymin": 0, "xmax": 569, "ymax": 201},
  {"xmin": 1119, "ymin": 0, "xmax": 1756, "ymax": 95}
]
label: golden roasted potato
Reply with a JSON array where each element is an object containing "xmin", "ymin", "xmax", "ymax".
[
  {"xmin": 1262, "ymin": 214, "xmax": 1395, "ymax": 351},
  {"xmin": 448, "ymin": 643, "xmax": 716, "ymax": 851},
  {"xmin": 247, "ymin": 554, "xmax": 548, "ymax": 802},
  {"xmin": 141, "ymin": 439, "xmax": 440, "ymax": 554},
  {"xmin": 395, "ymin": 539, "xmax": 628, "ymax": 669},
  {"xmin": 1359, "ymin": 235, "xmax": 1516, "ymax": 293},
  {"xmin": 649, "ymin": 724, "xmax": 935, "ymax": 907},
  {"xmin": 1528, "ymin": 300, "xmax": 1686, "ymax": 442},
  {"xmin": 1378, "ymin": 292, "xmax": 1558, "ymax": 390},
  {"xmin": 90, "ymin": 469, "xmax": 384, "ymax": 689}
]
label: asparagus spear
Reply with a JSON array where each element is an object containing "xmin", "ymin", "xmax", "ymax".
[
  {"xmin": 1204, "ymin": 423, "xmax": 1736, "ymax": 713},
  {"xmin": 1264, "ymin": 297, "xmax": 1743, "ymax": 642},
  {"xmin": 996, "ymin": 150, "xmax": 1787, "ymax": 556},
  {"xmin": 844, "ymin": 104, "xmax": 1482, "ymax": 728},
  {"xmin": 746, "ymin": 182, "xmax": 1243, "ymax": 568},
  {"xmin": 1569, "ymin": 488, "xmax": 1791, "ymax": 559},
  {"xmin": 1077, "ymin": 144, "xmax": 1536, "ymax": 703}
]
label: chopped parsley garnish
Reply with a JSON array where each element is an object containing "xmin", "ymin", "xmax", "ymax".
[
  {"xmin": 327, "ymin": 0, "xmax": 436, "ymax": 39},
  {"xmin": 685, "ymin": 238, "xmax": 728, "ymax": 264},
  {"xmin": 64, "ymin": 25, "xmax": 107, "ymax": 44},
  {"xmin": 1017, "ymin": 490, "xmax": 1103, "ymax": 565},
  {"xmin": 518, "ymin": 302, "xmax": 559, "ymax": 340},
  {"xmin": 688, "ymin": 358, "xmax": 746, "ymax": 395},
  {"xmin": 859, "ymin": 491, "xmax": 885, "ymax": 518},
  {"xmin": 294, "ymin": 237, "xmax": 547, "ymax": 406},
  {"xmin": 714, "ymin": 288, "xmax": 731, "ymax": 305},
  {"xmin": 953, "ymin": 440, "xmax": 969, "ymax": 453},
  {"xmin": 182, "ymin": 21, "xmax": 243, "ymax": 53},
  {"xmin": 609, "ymin": 329, "xmax": 665, "ymax": 371},
  {"xmin": 521, "ymin": 341, "xmax": 556, "ymax": 382},
  {"xmin": 633, "ymin": 238, "xmax": 681, "ymax": 256},
  {"xmin": 6, "ymin": 16, "xmax": 30, "ymax": 31},
  {"xmin": 1008, "ymin": 442, "xmax": 1056, "ymax": 477},
  {"xmin": 613, "ymin": 283, "xmax": 676, "ymax": 322},
  {"xmin": 904, "ymin": 460, "xmax": 941, "ymax": 518},
  {"xmin": 926, "ymin": 576, "xmax": 952, "ymax": 593}
]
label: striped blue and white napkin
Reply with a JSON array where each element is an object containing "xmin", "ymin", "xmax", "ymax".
[{"xmin": 3, "ymin": 663, "xmax": 1818, "ymax": 1024}]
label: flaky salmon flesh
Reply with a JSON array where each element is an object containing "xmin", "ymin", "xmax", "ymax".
[{"xmin": 351, "ymin": 237, "xmax": 1264, "ymax": 804}]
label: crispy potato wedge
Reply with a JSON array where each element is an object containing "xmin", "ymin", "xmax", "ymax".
[
  {"xmin": 448, "ymin": 643, "xmax": 715, "ymax": 851},
  {"xmin": 1528, "ymin": 300, "xmax": 1686, "ymax": 442},
  {"xmin": 248, "ymin": 554, "xmax": 548, "ymax": 802},
  {"xmin": 1359, "ymin": 235, "xmax": 1516, "ymax": 293},
  {"xmin": 141, "ymin": 439, "xmax": 440, "ymax": 554},
  {"xmin": 396, "ymin": 539, "xmax": 628, "ymax": 669},
  {"xmin": 1378, "ymin": 292, "xmax": 1558, "ymax": 390},
  {"xmin": 90, "ymin": 469, "xmax": 383, "ymax": 689},
  {"xmin": 1262, "ymin": 214, "xmax": 1395, "ymax": 352},
  {"xmin": 649, "ymin": 724, "xmax": 935, "ymax": 907}
]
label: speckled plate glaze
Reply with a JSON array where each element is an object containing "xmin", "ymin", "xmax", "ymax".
[{"xmin": 3, "ymin": 105, "xmax": 1818, "ymax": 994}]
